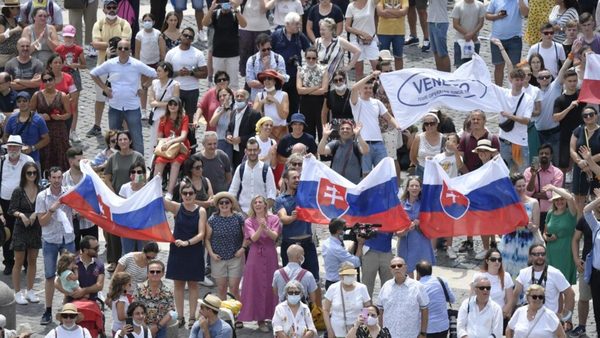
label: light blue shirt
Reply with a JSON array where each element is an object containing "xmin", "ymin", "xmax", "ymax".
[
  {"xmin": 583, "ymin": 211, "xmax": 600, "ymax": 269},
  {"xmin": 245, "ymin": 51, "xmax": 287, "ymax": 100},
  {"xmin": 487, "ymin": 0, "xmax": 529, "ymax": 40},
  {"xmin": 321, "ymin": 236, "xmax": 360, "ymax": 282},
  {"xmin": 419, "ymin": 275, "xmax": 456, "ymax": 334},
  {"xmin": 189, "ymin": 318, "xmax": 233, "ymax": 338},
  {"xmin": 90, "ymin": 57, "xmax": 157, "ymax": 111},
  {"xmin": 535, "ymin": 79, "xmax": 562, "ymax": 131}
]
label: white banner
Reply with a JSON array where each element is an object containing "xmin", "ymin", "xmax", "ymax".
[{"xmin": 380, "ymin": 54, "xmax": 505, "ymax": 129}]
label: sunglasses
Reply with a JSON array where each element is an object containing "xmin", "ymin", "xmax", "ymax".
[
  {"xmin": 290, "ymin": 162, "xmax": 302, "ymax": 167},
  {"xmin": 488, "ymin": 257, "xmax": 502, "ymax": 263},
  {"xmin": 106, "ymin": 5, "xmax": 117, "ymax": 9},
  {"xmin": 181, "ymin": 191, "xmax": 195, "ymax": 197},
  {"xmin": 423, "ymin": 121, "xmax": 437, "ymax": 127},
  {"xmin": 530, "ymin": 294, "xmax": 545, "ymax": 300},
  {"xmin": 287, "ymin": 291, "xmax": 301, "ymax": 295},
  {"xmin": 216, "ymin": 78, "xmax": 228, "ymax": 83},
  {"xmin": 537, "ymin": 75, "xmax": 552, "ymax": 80},
  {"xmin": 333, "ymin": 78, "xmax": 345, "ymax": 83},
  {"xmin": 261, "ymin": 47, "xmax": 272, "ymax": 52},
  {"xmin": 305, "ymin": 56, "xmax": 317, "ymax": 60},
  {"xmin": 193, "ymin": 165, "xmax": 203, "ymax": 170},
  {"xmin": 583, "ymin": 112, "xmax": 597, "ymax": 118},
  {"xmin": 149, "ymin": 270, "xmax": 163, "ymax": 275},
  {"xmin": 476, "ymin": 286, "xmax": 492, "ymax": 291},
  {"xmin": 542, "ymin": 31, "xmax": 554, "ymax": 35},
  {"xmin": 390, "ymin": 264, "xmax": 404, "ymax": 269},
  {"xmin": 61, "ymin": 313, "xmax": 77, "ymax": 319},
  {"xmin": 42, "ymin": 77, "xmax": 54, "ymax": 83},
  {"xmin": 130, "ymin": 170, "xmax": 144, "ymax": 175},
  {"xmin": 219, "ymin": 200, "xmax": 231, "ymax": 205},
  {"xmin": 26, "ymin": 171, "xmax": 38, "ymax": 176},
  {"xmin": 168, "ymin": 101, "xmax": 179, "ymax": 106},
  {"xmin": 182, "ymin": 33, "xmax": 194, "ymax": 39},
  {"xmin": 118, "ymin": 47, "xmax": 130, "ymax": 51},
  {"xmin": 531, "ymin": 252, "xmax": 546, "ymax": 257}
]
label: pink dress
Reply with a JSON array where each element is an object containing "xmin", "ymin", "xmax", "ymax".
[{"xmin": 237, "ymin": 214, "xmax": 281, "ymax": 321}]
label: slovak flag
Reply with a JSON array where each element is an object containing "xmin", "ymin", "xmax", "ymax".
[
  {"xmin": 60, "ymin": 162, "xmax": 175, "ymax": 243},
  {"xmin": 296, "ymin": 156, "xmax": 410, "ymax": 232},
  {"xmin": 419, "ymin": 157, "xmax": 528, "ymax": 238},
  {"xmin": 579, "ymin": 54, "xmax": 600, "ymax": 104}
]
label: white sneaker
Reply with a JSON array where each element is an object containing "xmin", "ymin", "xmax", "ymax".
[
  {"xmin": 475, "ymin": 250, "xmax": 487, "ymax": 260},
  {"xmin": 446, "ymin": 247, "xmax": 458, "ymax": 259},
  {"xmin": 198, "ymin": 29, "xmax": 207, "ymax": 42},
  {"xmin": 141, "ymin": 109, "xmax": 149, "ymax": 120},
  {"xmin": 566, "ymin": 170, "xmax": 573, "ymax": 184},
  {"xmin": 86, "ymin": 45, "xmax": 98, "ymax": 57},
  {"xmin": 97, "ymin": 291, "xmax": 106, "ymax": 303},
  {"xmin": 200, "ymin": 277, "xmax": 214, "ymax": 287},
  {"xmin": 15, "ymin": 291, "xmax": 28, "ymax": 305},
  {"xmin": 26, "ymin": 289, "xmax": 40, "ymax": 303},
  {"xmin": 69, "ymin": 130, "xmax": 81, "ymax": 143}
]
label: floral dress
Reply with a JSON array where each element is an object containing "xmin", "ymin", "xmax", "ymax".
[
  {"xmin": 524, "ymin": 0, "xmax": 555, "ymax": 45},
  {"xmin": 500, "ymin": 200, "xmax": 535, "ymax": 278},
  {"xmin": 36, "ymin": 91, "xmax": 69, "ymax": 172}
]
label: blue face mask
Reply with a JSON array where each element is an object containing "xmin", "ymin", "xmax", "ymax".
[
  {"xmin": 221, "ymin": 2, "xmax": 231, "ymax": 10},
  {"xmin": 287, "ymin": 294, "xmax": 301, "ymax": 305}
]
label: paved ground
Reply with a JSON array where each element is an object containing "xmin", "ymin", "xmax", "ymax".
[{"xmin": 2, "ymin": 0, "xmax": 596, "ymax": 336}]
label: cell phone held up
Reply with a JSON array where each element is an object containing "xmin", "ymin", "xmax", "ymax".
[
  {"xmin": 125, "ymin": 317, "xmax": 134, "ymax": 331},
  {"xmin": 498, "ymin": 9, "xmax": 507, "ymax": 16}
]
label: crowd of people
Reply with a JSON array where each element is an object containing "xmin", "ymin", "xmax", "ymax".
[{"xmin": 1, "ymin": 0, "xmax": 600, "ymax": 336}]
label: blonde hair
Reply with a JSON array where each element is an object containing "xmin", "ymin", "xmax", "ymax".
[
  {"xmin": 247, "ymin": 195, "xmax": 269, "ymax": 218},
  {"xmin": 319, "ymin": 18, "xmax": 337, "ymax": 36},
  {"xmin": 255, "ymin": 116, "xmax": 274, "ymax": 134},
  {"xmin": 526, "ymin": 284, "xmax": 545, "ymax": 296}
]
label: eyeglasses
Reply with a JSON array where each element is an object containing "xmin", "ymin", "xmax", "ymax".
[
  {"xmin": 530, "ymin": 294, "xmax": 545, "ymax": 300},
  {"xmin": 193, "ymin": 165, "xmax": 203, "ymax": 170},
  {"xmin": 390, "ymin": 264, "xmax": 404, "ymax": 269},
  {"xmin": 537, "ymin": 75, "xmax": 552, "ymax": 80},
  {"xmin": 219, "ymin": 200, "xmax": 231, "ymax": 205},
  {"xmin": 542, "ymin": 31, "xmax": 554, "ymax": 35},
  {"xmin": 182, "ymin": 33, "xmax": 194, "ymax": 39},
  {"xmin": 181, "ymin": 191, "xmax": 195, "ymax": 197},
  {"xmin": 149, "ymin": 270, "xmax": 163, "ymax": 275},
  {"xmin": 333, "ymin": 78, "xmax": 345, "ymax": 83},
  {"xmin": 61, "ymin": 314, "xmax": 77, "ymax": 319},
  {"xmin": 261, "ymin": 47, "xmax": 272, "ymax": 52},
  {"xmin": 583, "ymin": 112, "xmax": 597, "ymax": 118},
  {"xmin": 423, "ymin": 121, "xmax": 437, "ymax": 127},
  {"xmin": 531, "ymin": 252, "xmax": 546, "ymax": 257},
  {"xmin": 305, "ymin": 56, "xmax": 317, "ymax": 60},
  {"xmin": 117, "ymin": 47, "xmax": 130, "ymax": 51},
  {"xmin": 216, "ymin": 78, "xmax": 228, "ymax": 83},
  {"xmin": 26, "ymin": 171, "xmax": 38, "ymax": 176},
  {"xmin": 488, "ymin": 257, "xmax": 502, "ymax": 263},
  {"xmin": 290, "ymin": 162, "xmax": 302, "ymax": 167},
  {"xmin": 476, "ymin": 286, "xmax": 492, "ymax": 291},
  {"xmin": 287, "ymin": 291, "xmax": 301, "ymax": 295},
  {"xmin": 42, "ymin": 77, "xmax": 54, "ymax": 83},
  {"xmin": 130, "ymin": 170, "xmax": 144, "ymax": 175},
  {"xmin": 168, "ymin": 101, "xmax": 179, "ymax": 106},
  {"xmin": 106, "ymin": 5, "xmax": 118, "ymax": 9}
]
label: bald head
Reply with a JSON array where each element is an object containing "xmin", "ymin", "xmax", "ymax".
[
  {"xmin": 287, "ymin": 244, "xmax": 304, "ymax": 263},
  {"xmin": 291, "ymin": 143, "xmax": 307, "ymax": 155}
]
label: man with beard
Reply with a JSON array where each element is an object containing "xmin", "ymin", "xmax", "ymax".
[
  {"xmin": 524, "ymin": 144, "xmax": 564, "ymax": 233},
  {"xmin": 318, "ymin": 120, "xmax": 368, "ymax": 185},
  {"xmin": 512, "ymin": 244, "xmax": 575, "ymax": 325},
  {"xmin": 0, "ymin": 135, "xmax": 33, "ymax": 275},
  {"xmin": 226, "ymin": 89, "xmax": 261, "ymax": 169}
]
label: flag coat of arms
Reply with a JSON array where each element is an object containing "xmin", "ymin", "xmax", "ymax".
[
  {"xmin": 60, "ymin": 162, "xmax": 175, "ymax": 242},
  {"xmin": 579, "ymin": 54, "xmax": 600, "ymax": 104},
  {"xmin": 295, "ymin": 156, "xmax": 410, "ymax": 232},
  {"xmin": 419, "ymin": 157, "xmax": 528, "ymax": 238}
]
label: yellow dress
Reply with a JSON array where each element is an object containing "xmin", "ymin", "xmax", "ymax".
[{"xmin": 525, "ymin": 0, "xmax": 555, "ymax": 45}]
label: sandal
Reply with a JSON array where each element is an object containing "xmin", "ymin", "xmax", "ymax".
[
  {"xmin": 188, "ymin": 317, "xmax": 196, "ymax": 330},
  {"xmin": 177, "ymin": 317, "xmax": 185, "ymax": 328},
  {"xmin": 235, "ymin": 321, "xmax": 244, "ymax": 329}
]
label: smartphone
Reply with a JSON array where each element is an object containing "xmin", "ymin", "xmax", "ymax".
[
  {"xmin": 361, "ymin": 308, "xmax": 369, "ymax": 319},
  {"xmin": 531, "ymin": 156, "xmax": 540, "ymax": 170},
  {"xmin": 499, "ymin": 9, "xmax": 507, "ymax": 16},
  {"xmin": 125, "ymin": 317, "xmax": 133, "ymax": 327}
]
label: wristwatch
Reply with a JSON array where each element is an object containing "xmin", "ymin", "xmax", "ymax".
[{"xmin": 31, "ymin": 145, "xmax": 36, "ymax": 152}]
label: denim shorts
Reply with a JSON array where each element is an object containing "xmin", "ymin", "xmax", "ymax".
[
  {"xmin": 171, "ymin": 0, "xmax": 205, "ymax": 11},
  {"xmin": 453, "ymin": 41, "xmax": 481, "ymax": 66},
  {"xmin": 490, "ymin": 36, "xmax": 522, "ymax": 65},
  {"xmin": 378, "ymin": 34, "xmax": 405, "ymax": 58},
  {"xmin": 361, "ymin": 141, "xmax": 387, "ymax": 173},
  {"xmin": 43, "ymin": 240, "xmax": 76, "ymax": 279},
  {"xmin": 428, "ymin": 22, "xmax": 449, "ymax": 56}
]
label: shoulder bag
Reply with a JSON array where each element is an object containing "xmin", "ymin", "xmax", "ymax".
[
  {"xmin": 154, "ymin": 138, "xmax": 187, "ymax": 160},
  {"xmin": 498, "ymin": 93, "xmax": 525, "ymax": 132},
  {"xmin": 148, "ymin": 79, "xmax": 173, "ymax": 126},
  {"xmin": 437, "ymin": 277, "xmax": 458, "ymax": 338}
]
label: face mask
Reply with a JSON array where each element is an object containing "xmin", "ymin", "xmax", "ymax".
[
  {"xmin": 287, "ymin": 294, "xmax": 301, "ymax": 305},
  {"xmin": 234, "ymin": 101, "xmax": 247, "ymax": 110},
  {"xmin": 142, "ymin": 21, "xmax": 154, "ymax": 30},
  {"xmin": 62, "ymin": 323, "xmax": 77, "ymax": 330},
  {"xmin": 134, "ymin": 174, "xmax": 144, "ymax": 184},
  {"xmin": 133, "ymin": 319, "xmax": 145, "ymax": 327},
  {"xmin": 342, "ymin": 275, "xmax": 356, "ymax": 285},
  {"xmin": 306, "ymin": 63, "xmax": 317, "ymax": 69},
  {"xmin": 367, "ymin": 316, "xmax": 378, "ymax": 326},
  {"xmin": 333, "ymin": 84, "xmax": 347, "ymax": 91},
  {"xmin": 106, "ymin": 14, "xmax": 117, "ymax": 20},
  {"xmin": 169, "ymin": 310, "xmax": 178, "ymax": 321},
  {"xmin": 264, "ymin": 86, "xmax": 275, "ymax": 92}
]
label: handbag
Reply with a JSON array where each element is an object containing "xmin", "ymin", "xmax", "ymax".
[
  {"xmin": 148, "ymin": 79, "xmax": 173, "ymax": 126},
  {"xmin": 584, "ymin": 227, "xmax": 599, "ymax": 284},
  {"xmin": 437, "ymin": 277, "xmax": 458, "ymax": 338},
  {"xmin": 310, "ymin": 302, "xmax": 326, "ymax": 331},
  {"xmin": 64, "ymin": 0, "xmax": 87, "ymax": 9},
  {"xmin": 154, "ymin": 138, "xmax": 187, "ymax": 160},
  {"xmin": 498, "ymin": 93, "xmax": 524, "ymax": 132}
]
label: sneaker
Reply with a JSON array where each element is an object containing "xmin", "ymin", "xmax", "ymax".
[
  {"xmin": 86, "ymin": 125, "xmax": 102, "ymax": 137},
  {"xmin": 421, "ymin": 40, "xmax": 431, "ymax": 52},
  {"xmin": 40, "ymin": 311, "xmax": 52, "ymax": 325},
  {"xmin": 198, "ymin": 29, "xmax": 207, "ymax": 42},
  {"xmin": 458, "ymin": 240, "xmax": 473, "ymax": 253},
  {"xmin": 565, "ymin": 170, "xmax": 573, "ymax": 184},
  {"xmin": 26, "ymin": 289, "xmax": 40, "ymax": 303},
  {"xmin": 97, "ymin": 291, "xmax": 106, "ymax": 303},
  {"xmin": 86, "ymin": 45, "xmax": 98, "ymax": 58},
  {"xmin": 69, "ymin": 130, "xmax": 81, "ymax": 143},
  {"xmin": 15, "ymin": 291, "xmax": 28, "ymax": 305},
  {"xmin": 569, "ymin": 325, "xmax": 586, "ymax": 337},
  {"xmin": 475, "ymin": 249, "xmax": 487, "ymax": 260},
  {"xmin": 3, "ymin": 265, "xmax": 12, "ymax": 275},
  {"xmin": 200, "ymin": 276, "xmax": 214, "ymax": 287},
  {"xmin": 405, "ymin": 36, "xmax": 419, "ymax": 46},
  {"xmin": 446, "ymin": 247, "xmax": 458, "ymax": 259},
  {"xmin": 141, "ymin": 109, "xmax": 149, "ymax": 120}
]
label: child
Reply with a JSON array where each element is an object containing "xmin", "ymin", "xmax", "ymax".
[
  {"xmin": 108, "ymin": 272, "xmax": 133, "ymax": 336},
  {"xmin": 135, "ymin": 13, "xmax": 164, "ymax": 119},
  {"xmin": 57, "ymin": 252, "xmax": 85, "ymax": 296},
  {"xmin": 54, "ymin": 24, "xmax": 86, "ymax": 142},
  {"xmin": 562, "ymin": 20, "xmax": 578, "ymax": 55}
]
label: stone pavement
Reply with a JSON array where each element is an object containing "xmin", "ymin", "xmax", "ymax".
[{"xmin": 2, "ymin": 0, "xmax": 596, "ymax": 336}]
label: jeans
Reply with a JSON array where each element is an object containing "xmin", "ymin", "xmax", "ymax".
[
  {"xmin": 378, "ymin": 34, "xmax": 405, "ymax": 57},
  {"xmin": 121, "ymin": 237, "xmax": 146, "ymax": 256},
  {"xmin": 108, "ymin": 107, "xmax": 144, "ymax": 155},
  {"xmin": 43, "ymin": 239, "xmax": 76, "ymax": 279},
  {"xmin": 490, "ymin": 36, "xmax": 522, "ymax": 65},
  {"xmin": 170, "ymin": 0, "xmax": 205, "ymax": 11},
  {"xmin": 428, "ymin": 22, "xmax": 449, "ymax": 56},
  {"xmin": 499, "ymin": 139, "xmax": 529, "ymax": 173},
  {"xmin": 361, "ymin": 141, "xmax": 387, "ymax": 173}
]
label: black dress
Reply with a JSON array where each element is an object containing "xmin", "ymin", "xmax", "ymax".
[
  {"xmin": 166, "ymin": 205, "xmax": 205, "ymax": 281},
  {"xmin": 8, "ymin": 187, "xmax": 42, "ymax": 251}
]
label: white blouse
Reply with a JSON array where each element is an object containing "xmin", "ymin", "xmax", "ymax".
[
  {"xmin": 272, "ymin": 302, "xmax": 318, "ymax": 337},
  {"xmin": 508, "ymin": 306, "xmax": 560, "ymax": 338}
]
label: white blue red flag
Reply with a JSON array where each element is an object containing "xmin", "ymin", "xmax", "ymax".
[
  {"xmin": 420, "ymin": 157, "xmax": 528, "ymax": 238},
  {"xmin": 296, "ymin": 156, "xmax": 410, "ymax": 232},
  {"xmin": 579, "ymin": 54, "xmax": 600, "ymax": 104},
  {"xmin": 60, "ymin": 162, "xmax": 175, "ymax": 243}
]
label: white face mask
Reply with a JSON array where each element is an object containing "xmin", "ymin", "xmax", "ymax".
[
  {"xmin": 142, "ymin": 21, "xmax": 154, "ymax": 30},
  {"xmin": 62, "ymin": 322, "xmax": 77, "ymax": 330},
  {"xmin": 234, "ymin": 101, "xmax": 247, "ymax": 110},
  {"xmin": 287, "ymin": 294, "xmax": 301, "ymax": 305},
  {"xmin": 366, "ymin": 316, "xmax": 378, "ymax": 326},
  {"xmin": 342, "ymin": 275, "xmax": 356, "ymax": 285},
  {"xmin": 299, "ymin": 255, "xmax": 305, "ymax": 266},
  {"xmin": 333, "ymin": 84, "xmax": 347, "ymax": 91},
  {"xmin": 133, "ymin": 319, "xmax": 145, "ymax": 327},
  {"xmin": 264, "ymin": 86, "xmax": 276, "ymax": 92},
  {"xmin": 106, "ymin": 14, "xmax": 118, "ymax": 20}
]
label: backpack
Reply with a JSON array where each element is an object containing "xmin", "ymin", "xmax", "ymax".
[
  {"xmin": 24, "ymin": 0, "xmax": 55, "ymax": 24},
  {"xmin": 97, "ymin": 17, "xmax": 127, "ymax": 34},
  {"xmin": 236, "ymin": 161, "xmax": 269, "ymax": 200},
  {"xmin": 278, "ymin": 267, "xmax": 308, "ymax": 283},
  {"xmin": 117, "ymin": 0, "xmax": 136, "ymax": 26},
  {"xmin": 329, "ymin": 140, "xmax": 362, "ymax": 176}
]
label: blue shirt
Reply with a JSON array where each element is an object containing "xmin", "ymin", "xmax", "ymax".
[
  {"xmin": 271, "ymin": 27, "xmax": 311, "ymax": 77},
  {"xmin": 245, "ymin": 51, "xmax": 287, "ymax": 100},
  {"xmin": 487, "ymin": 0, "xmax": 529, "ymax": 40},
  {"xmin": 321, "ymin": 236, "xmax": 360, "ymax": 282},
  {"xmin": 4, "ymin": 112, "xmax": 48, "ymax": 162},
  {"xmin": 275, "ymin": 193, "xmax": 312, "ymax": 240},
  {"xmin": 419, "ymin": 275, "xmax": 456, "ymax": 334},
  {"xmin": 583, "ymin": 211, "xmax": 600, "ymax": 270},
  {"xmin": 365, "ymin": 232, "xmax": 393, "ymax": 253},
  {"xmin": 189, "ymin": 318, "xmax": 233, "ymax": 338}
]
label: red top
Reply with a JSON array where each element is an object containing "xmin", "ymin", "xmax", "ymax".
[{"xmin": 55, "ymin": 44, "xmax": 84, "ymax": 73}]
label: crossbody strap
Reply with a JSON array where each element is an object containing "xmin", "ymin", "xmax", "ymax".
[
  {"xmin": 524, "ymin": 309, "xmax": 545, "ymax": 338},
  {"xmin": 340, "ymin": 284, "xmax": 349, "ymax": 334},
  {"xmin": 153, "ymin": 79, "xmax": 173, "ymax": 112},
  {"xmin": 513, "ymin": 93, "xmax": 525, "ymax": 116},
  {"xmin": 436, "ymin": 277, "xmax": 452, "ymax": 308}
]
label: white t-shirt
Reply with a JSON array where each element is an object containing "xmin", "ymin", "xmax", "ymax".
[
  {"xmin": 472, "ymin": 271, "xmax": 514, "ymax": 307},
  {"xmin": 135, "ymin": 28, "xmax": 161, "ymax": 65},
  {"xmin": 346, "ymin": 0, "xmax": 377, "ymax": 43},
  {"xmin": 451, "ymin": 0, "xmax": 486, "ymax": 40},
  {"xmin": 527, "ymin": 42, "xmax": 566, "ymax": 78},
  {"xmin": 433, "ymin": 152, "xmax": 461, "ymax": 178},
  {"xmin": 242, "ymin": 0, "xmax": 271, "ymax": 31},
  {"xmin": 119, "ymin": 182, "xmax": 142, "ymax": 198},
  {"xmin": 115, "ymin": 327, "xmax": 153, "ymax": 338},
  {"xmin": 165, "ymin": 47, "xmax": 207, "ymax": 91},
  {"xmin": 45, "ymin": 326, "xmax": 92, "ymax": 338},
  {"xmin": 351, "ymin": 97, "xmax": 387, "ymax": 141},
  {"xmin": 273, "ymin": 0, "xmax": 304, "ymax": 26},
  {"xmin": 508, "ymin": 306, "xmax": 560, "ymax": 338},
  {"xmin": 492, "ymin": 86, "xmax": 534, "ymax": 146},
  {"xmin": 324, "ymin": 282, "xmax": 371, "ymax": 337},
  {"xmin": 515, "ymin": 265, "xmax": 571, "ymax": 313},
  {"xmin": 111, "ymin": 295, "xmax": 132, "ymax": 332}
]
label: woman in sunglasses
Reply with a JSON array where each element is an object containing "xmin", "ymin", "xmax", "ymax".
[
  {"xmin": 272, "ymin": 280, "xmax": 317, "ymax": 338},
  {"xmin": 321, "ymin": 70, "xmax": 353, "ymax": 141},
  {"xmin": 114, "ymin": 240, "xmax": 160, "ymax": 295},
  {"xmin": 194, "ymin": 70, "xmax": 231, "ymax": 137},
  {"xmin": 506, "ymin": 284, "xmax": 567, "ymax": 338},
  {"xmin": 47, "ymin": 303, "xmax": 91, "ymax": 337},
  {"xmin": 117, "ymin": 160, "xmax": 150, "ymax": 255},
  {"xmin": 408, "ymin": 112, "xmax": 444, "ymax": 179},
  {"xmin": 297, "ymin": 47, "xmax": 328, "ymax": 140},
  {"xmin": 163, "ymin": 181, "xmax": 208, "ymax": 329},
  {"xmin": 8, "ymin": 162, "xmax": 42, "ymax": 305},
  {"xmin": 570, "ymin": 106, "xmax": 600, "ymax": 213}
]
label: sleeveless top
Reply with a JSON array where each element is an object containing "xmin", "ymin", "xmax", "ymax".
[
  {"xmin": 316, "ymin": 37, "xmax": 344, "ymax": 80},
  {"xmin": 161, "ymin": 32, "xmax": 181, "ymax": 51},
  {"xmin": 30, "ymin": 24, "xmax": 53, "ymax": 64},
  {"xmin": 0, "ymin": 16, "xmax": 19, "ymax": 56},
  {"xmin": 35, "ymin": 90, "xmax": 65, "ymax": 116},
  {"xmin": 416, "ymin": 132, "xmax": 443, "ymax": 166},
  {"xmin": 257, "ymin": 90, "xmax": 286, "ymax": 126}
]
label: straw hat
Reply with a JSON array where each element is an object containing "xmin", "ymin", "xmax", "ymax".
[
  {"xmin": 213, "ymin": 191, "xmax": 240, "ymax": 211},
  {"xmin": 339, "ymin": 267, "xmax": 358, "ymax": 276},
  {"xmin": 198, "ymin": 294, "xmax": 222, "ymax": 312},
  {"xmin": 3, "ymin": 0, "xmax": 21, "ymax": 8},
  {"xmin": 55, "ymin": 303, "xmax": 84, "ymax": 323}
]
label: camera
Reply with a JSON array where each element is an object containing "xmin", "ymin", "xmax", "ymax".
[
  {"xmin": 107, "ymin": 36, "xmax": 122, "ymax": 59},
  {"xmin": 346, "ymin": 223, "xmax": 382, "ymax": 240}
]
